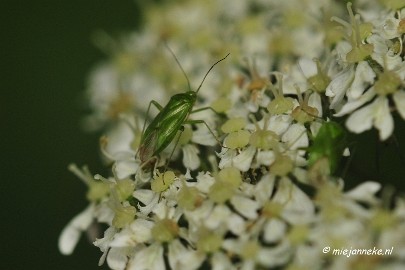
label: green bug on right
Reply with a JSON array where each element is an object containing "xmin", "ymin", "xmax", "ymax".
[{"xmin": 307, "ymin": 121, "xmax": 347, "ymax": 174}]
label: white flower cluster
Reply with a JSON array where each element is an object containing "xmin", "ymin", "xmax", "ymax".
[{"xmin": 59, "ymin": 0, "xmax": 405, "ymax": 269}]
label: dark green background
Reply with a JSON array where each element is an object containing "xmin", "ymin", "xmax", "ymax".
[
  {"xmin": 3, "ymin": 0, "xmax": 139, "ymax": 269},
  {"xmin": 2, "ymin": 1, "xmax": 405, "ymax": 269}
]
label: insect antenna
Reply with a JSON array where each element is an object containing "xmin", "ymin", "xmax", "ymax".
[
  {"xmin": 196, "ymin": 53, "xmax": 230, "ymax": 94},
  {"xmin": 164, "ymin": 43, "xmax": 192, "ymax": 91}
]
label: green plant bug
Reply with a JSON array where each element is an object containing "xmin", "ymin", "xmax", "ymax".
[
  {"xmin": 138, "ymin": 48, "xmax": 230, "ymax": 168},
  {"xmin": 307, "ymin": 121, "xmax": 347, "ymax": 174}
]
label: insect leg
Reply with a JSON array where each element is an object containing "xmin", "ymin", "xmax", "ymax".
[
  {"xmin": 189, "ymin": 106, "xmax": 225, "ymax": 146},
  {"xmin": 190, "ymin": 106, "xmax": 219, "ymax": 115},
  {"xmin": 185, "ymin": 119, "xmax": 224, "ymax": 147}
]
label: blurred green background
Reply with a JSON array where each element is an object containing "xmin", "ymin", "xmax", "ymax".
[
  {"xmin": 2, "ymin": 1, "xmax": 405, "ymax": 269},
  {"xmin": 3, "ymin": 0, "xmax": 139, "ymax": 269}
]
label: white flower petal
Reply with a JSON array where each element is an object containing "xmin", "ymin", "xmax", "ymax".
[
  {"xmin": 205, "ymin": 204, "xmax": 231, "ymax": 230},
  {"xmin": 107, "ymin": 247, "xmax": 129, "ymax": 270},
  {"xmin": 184, "ymin": 201, "xmax": 214, "ymax": 232},
  {"xmin": 298, "ymin": 57, "xmax": 317, "ymax": 78},
  {"xmin": 256, "ymin": 150, "xmax": 276, "ymax": 166},
  {"xmin": 326, "ymin": 67, "xmax": 355, "ymax": 109},
  {"xmin": 137, "ymin": 193, "xmax": 160, "ymax": 216},
  {"xmin": 130, "ymin": 219, "xmax": 154, "ymax": 243},
  {"xmin": 114, "ymin": 159, "xmax": 139, "ymax": 179},
  {"xmin": 133, "ymin": 189, "xmax": 156, "ymax": 206},
  {"xmin": 168, "ymin": 240, "xmax": 205, "ymax": 270},
  {"xmin": 282, "ymin": 123, "xmax": 308, "ymax": 150},
  {"xmin": 192, "ymin": 122, "xmax": 217, "ymax": 146},
  {"xmin": 257, "ymin": 240, "xmax": 291, "ymax": 267},
  {"xmin": 58, "ymin": 204, "xmax": 95, "ymax": 255},
  {"xmin": 211, "ymin": 252, "xmax": 235, "ymax": 270},
  {"xmin": 254, "ymin": 174, "xmax": 276, "ymax": 205},
  {"xmin": 267, "ymin": 114, "xmax": 292, "ymax": 135},
  {"xmin": 128, "ymin": 243, "xmax": 165, "ymax": 270},
  {"xmin": 334, "ymin": 87, "xmax": 376, "ymax": 117},
  {"xmin": 308, "ymin": 92, "xmax": 322, "ymax": 117},
  {"xmin": 218, "ymin": 148, "xmax": 237, "ymax": 169},
  {"xmin": 182, "ymin": 144, "xmax": 200, "ymax": 170},
  {"xmin": 374, "ymin": 96, "xmax": 394, "ymax": 140},
  {"xmin": 345, "ymin": 102, "xmax": 375, "ymax": 134},
  {"xmin": 222, "ymin": 238, "xmax": 241, "ymax": 254},
  {"xmin": 347, "ymin": 61, "xmax": 376, "ymax": 99},
  {"xmin": 232, "ymin": 146, "xmax": 256, "ymax": 172},
  {"xmin": 393, "ymin": 91, "xmax": 405, "ymax": 120},
  {"xmin": 381, "ymin": 17, "xmax": 401, "ymax": 39},
  {"xmin": 345, "ymin": 181, "xmax": 381, "ymax": 205},
  {"xmin": 195, "ymin": 172, "xmax": 215, "ymax": 193},
  {"xmin": 263, "ymin": 218, "xmax": 287, "ymax": 243},
  {"xmin": 94, "ymin": 227, "xmax": 118, "ymax": 266},
  {"xmin": 104, "ymin": 121, "xmax": 136, "ymax": 156},
  {"xmin": 109, "ymin": 228, "xmax": 133, "ymax": 248},
  {"xmin": 227, "ymin": 213, "xmax": 246, "ymax": 235},
  {"xmin": 230, "ymin": 195, "xmax": 259, "ymax": 219},
  {"xmin": 273, "ymin": 179, "xmax": 314, "ymax": 224}
]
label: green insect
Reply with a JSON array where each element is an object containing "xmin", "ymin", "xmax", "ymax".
[
  {"xmin": 138, "ymin": 48, "xmax": 230, "ymax": 167},
  {"xmin": 307, "ymin": 121, "xmax": 347, "ymax": 174}
]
